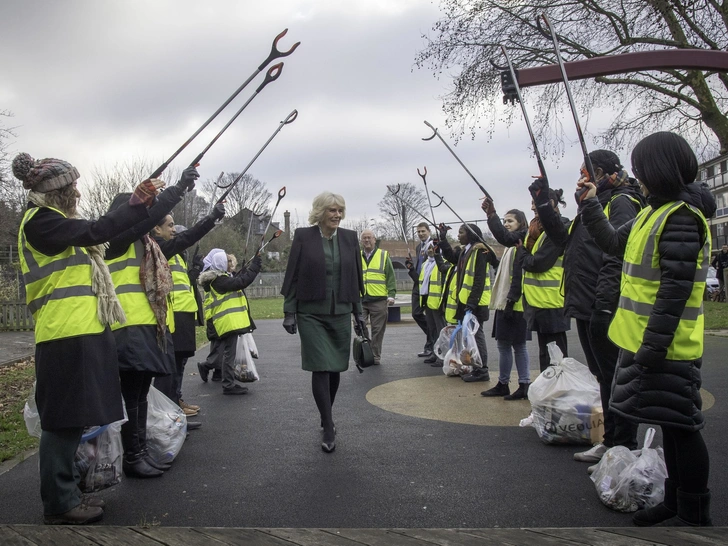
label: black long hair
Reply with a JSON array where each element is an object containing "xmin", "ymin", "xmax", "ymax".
[{"xmin": 631, "ymin": 132, "xmax": 697, "ymax": 200}]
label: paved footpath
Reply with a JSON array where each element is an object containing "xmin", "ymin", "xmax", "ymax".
[{"xmin": 0, "ymin": 319, "xmax": 725, "ymax": 529}]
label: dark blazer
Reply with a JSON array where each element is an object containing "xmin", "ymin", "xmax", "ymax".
[{"xmin": 281, "ymin": 226, "xmax": 364, "ymax": 303}]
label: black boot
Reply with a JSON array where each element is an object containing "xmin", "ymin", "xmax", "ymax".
[
  {"xmin": 658, "ymin": 489, "xmax": 712, "ymax": 527},
  {"xmin": 481, "ymin": 382, "xmax": 510, "ymax": 397},
  {"xmin": 321, "ymin": 424, "xmax": 336, "ymax": 453},
  {"xmin": 633, "ymin": 479, "xmax": 676, "ymax": 526},
  {"xmin": 504, "ymin": 383, "xmax": 529, "ymax": 401},
  {"xmin": 123, "ymin": 455, "xmax": 164, "ymax": 478}
]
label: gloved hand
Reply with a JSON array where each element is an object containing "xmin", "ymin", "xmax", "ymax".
[
  {"xmin": 129, "ymin": 178, "xmax": 164, "ymax": 207},
  {"xmin": 481, "ymin": 197, "xmax": 496, "ymax": 217},
  {"xmin": 250, "ymin": 254, "xmax": 262, "ymax": 269},
  {"xmin": 405, "ymin": 257, "xmax": 413, "ymax": 271},
  {"xmin": 437, "ymin": 223, "xmax": 450, "ymax": 241},
  {"xmin": 528, "ymin": 176, "xmax": 550, "ymax": 207},
  {"xmin": 503, "ymin": 299, "xmax": 515, "ymax": 320},
  {"xmin": 211, "ymin": 202, "xmax": 225, "ymax": 220},
  {"xmin": 589, "ymin": 309, "xmax": 613, "ymax": 337},
  {"xmin": 192, "ymin": 254, "xmax": 204, "ymax": 271},
  {"xmin": 176, "ymin": 166, "xmax": 200, "ymax": 192},
  {"xmin": 282, "ymin": 312, "xmax": 297, "ymax": 335}
]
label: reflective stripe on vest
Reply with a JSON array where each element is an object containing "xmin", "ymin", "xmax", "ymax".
[
  {"xmin": 523, "ymin": 231, "xmax": 564, "ymax": 309},
  {"xmin": 362, "ymin": 249, "xmax": 389, "ymax": 297},
  {"xmin": 204, "ymin": 281, "xmax": 251, "ymax": 336},
  {"xmin": 608, "ymin": 201, "xmax": 710, "ymax": 360},
  {"xmin": 444, "ymin": 271, "xmax": 459, "ymax": 324},
  {"xmin": 19, "ymin": 207, "xmax": 104, "ymax": 343},
  {"xmin": 169, "ymin": 255, "xmax": 198, "ymax": 313},
  {"xmin": 604, "ymin": 194, "xmax": 643, "ymax": 220},
  {"xmin": 106, "ymin": 240, "xmax": 174, "ymax": 331},
  {"xmin": 421, "ymin": 262, "xmax": 450, "ymax": 310},
  {"xmin": 459, "ymin": 248, "xmax": 491, "ymax": 307}
]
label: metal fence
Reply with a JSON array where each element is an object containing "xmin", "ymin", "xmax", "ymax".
[{"xmin": 0, "ymin": 302, "xmax": 34, "ymax": 331}]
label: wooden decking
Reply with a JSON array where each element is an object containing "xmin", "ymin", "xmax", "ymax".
[{"xmin": 1, "ymin": 526, "xmax": 726, "ymax": 545}]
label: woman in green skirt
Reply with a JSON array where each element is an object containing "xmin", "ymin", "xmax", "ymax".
[{"xmin": 281, "ymin": 192, "xmax": 364, "ymax": 453}]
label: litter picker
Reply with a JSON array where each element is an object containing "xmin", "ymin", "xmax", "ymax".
[
  {"xmin": 149, "ymin": 29, "xmax": 299, "ymax": 179},
  {"xmin": 431, "ymin": 190, "xmax": 493, "ymax": 253}
]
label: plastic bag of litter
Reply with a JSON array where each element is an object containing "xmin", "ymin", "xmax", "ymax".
[
  {"xmin": 75, "ymin": 416, "xmax": 126, "ymax": 492},
  {"xmin": 245, "ymin": 332, "xmax": 259, "ymax": 359},
  {"xmin": 23, "ymin": 382, "xmax": 42, "ymax": 439},
  {"xmin": 528, "ymin": 342, "xmax": 603, "ymax": 445},
  {"xmin": 591, "ymin": 428, "xmax": 667, "ymax": 512},
  {"xmin": 442, "ymin": 312, "xmax": 482, "ymax": 377},
  {"xmin": 234, "ymin": 334, "xmax": 259, "ymax": 382},
  {"xmin": 145, "ymin": 386, "xmax": 186, "ymax": 464}
]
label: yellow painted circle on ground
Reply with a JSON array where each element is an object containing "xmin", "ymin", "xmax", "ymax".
[{"xmin": 366, "ymin": 373, "xmax": 715, "ymax": 427}]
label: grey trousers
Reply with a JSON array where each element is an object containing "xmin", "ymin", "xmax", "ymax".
[
  {"xmin": 219, "ymin": 334, "xmax": 238, "ymax": 389},
  {"xmin": 40, "ymin": 427, "xmax": 84, "ymax": 515},
  {"xmin": 362, "ymin": 299, "xmax": 389, "ymax": 363}
]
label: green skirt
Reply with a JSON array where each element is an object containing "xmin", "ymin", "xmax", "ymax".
[{"xmin": 297, "ymin": 313, "xmax": 351, "ymax": 372}]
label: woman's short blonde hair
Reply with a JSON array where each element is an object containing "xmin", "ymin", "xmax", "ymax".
[{"xmin": 308, "ymin": 192, "xmax": 346, "ymax": 225}]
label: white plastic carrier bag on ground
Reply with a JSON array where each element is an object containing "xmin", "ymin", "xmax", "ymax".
[
  {"xmin": 146, "ymin": 386, "xmax": 186, "ymax": 464},
  {"xmin": 441, "ymin": 312, "xmax": 482, "ymax": 377},
  {"xmin": 527, "ymin": 342, "xmax": 604, "ymax": 445},
  {"xmin": 74, "ymin": 416, "xmax": 126, "ymax": 493},
  {"xmin": 591, "ymin": 427, "xmax": 668, "ymax": 512},
  {"xmin": 234, "ymin": 334, "xmax": 260, "ymax": 382}
]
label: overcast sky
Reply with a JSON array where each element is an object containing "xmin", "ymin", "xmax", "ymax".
[{"xmin": 1, "ymin": 0, "xmax": 595, "ymax": 237}]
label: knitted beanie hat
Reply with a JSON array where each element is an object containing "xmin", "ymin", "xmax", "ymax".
[{"xmin": 12, "ymin": 152, "xmax": 80, "ymax": 192}]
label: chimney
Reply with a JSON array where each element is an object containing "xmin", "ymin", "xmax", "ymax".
[{"xmin": 284, "ymin": 210, "xmax": 291, "ymax": 240}]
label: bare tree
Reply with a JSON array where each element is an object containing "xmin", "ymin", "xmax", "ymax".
[
  {"xmin": 199, "ymin": 172, "xmax": 272, "ymax": 219},
  {"xmin": 378, "ymin": 183, "xmax": 430, "ymax": 243},
  {"xmin": 416, "ymin": 0, "xmax": 728, "ymax": 157}
]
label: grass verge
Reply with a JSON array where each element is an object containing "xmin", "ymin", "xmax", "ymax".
[
  {"xmin": 0, "ymin": 358, "xmax": 38, "ymax": 463},
  {"xmin": 704, "ymin": 300, "xmax": 728, "ymax": 330}
]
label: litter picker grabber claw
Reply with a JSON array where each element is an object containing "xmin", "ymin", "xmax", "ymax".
[
  {"xmin": 256, "ymin": 186, "xmax": 286, "ymax": 253},
  {"xmin": 388, "ymin": 211, "xmax": 413, "ymax": 260},
  {"xmin": 386, "ymin": 184, "xmax": 437, "ymax": 229},
  {"xmin": 417, "ymin": 167, "xmax": 438, "ymax": 227},
  {"xmin": 491, "ymin": 46, "xmax": 548, "ymax": 181},
  {"xmin": 207, "ymin": 171, "xmax": 226, "ymax": 214},
  {"xmin": 536, "ymin": 13, "xmax": 595, "ymax": 198},
  {"xmin": 186, "ymin": 63, "xmax": 284, "ymax": 171},
  {"xmin": 243, "ymin": 200, "xmax": 267, "ymax": 261},
  {"xmin": 215, "ymin": 110, "xmax": 298, "ymax": 205},
  {"xmin": 149, "ymin": 29, "xmax": 299, "ymax": 180},
  {"xmin": 431, "ymin": 190, "xmax": 493, "ymax": 253},
  {"xmin": 244, "ymin": 229, "xmax": 283, "ymax": 268},
  {"xmin": 422, "ymin": 121, "xmax": 492, "ymax": 200}
]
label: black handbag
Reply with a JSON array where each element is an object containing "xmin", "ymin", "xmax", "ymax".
[{"xmin": 352, "ymin": 315, "xmax": 375, "ymax": 372}]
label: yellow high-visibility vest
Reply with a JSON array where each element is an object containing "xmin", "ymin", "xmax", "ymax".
[
  {"xmin": 458, "ymin": 247, "xmax": 491, "ymax": 307},
  {"xmin": 169, "ymin": 255, "xmax": 198, "ymax": 313},
  {"xmin": 19, "ymin": 207, "xmax": 104, "ymax": 343},
  {"xmin": 523, "ymin": 231, "xmax": 564, "ymax": 309},
  {"xmin": 608, "ymin": 201, "xmax": 710, "ymax": 360},
  {"xmin": 362, "ymin": 249, "xmax": 389, "ymax": 297},
  {"xmin": 204, "ymin": 279, "xmax": 251, "ymax": 337},
  {"xmin": 420, "ymin": 261, "xmax": 451, "ymax": 310}
]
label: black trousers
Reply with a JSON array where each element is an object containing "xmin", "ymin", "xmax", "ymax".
[
  {"xmin": 411, "ymin": 289, "xmax": 432, "ymax": 351},
  {"xmin": 536, "ymin": 331, "xmax": 568, "ymax": 372}
]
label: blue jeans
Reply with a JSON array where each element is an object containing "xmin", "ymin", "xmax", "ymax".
[{"xmin": 497, "ymin": 339, "xmax": 530, "ymax": 385}]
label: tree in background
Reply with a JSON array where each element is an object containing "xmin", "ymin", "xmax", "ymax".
[
  {"xmin": 200, "ymin": 172, "xmax": 271, "ymax": 219},
  {"xmin": 378, "ymin": 183, "xmax": 429, "ymax": 242},
  {"xmin": 417, "ymin": 0, "xmax": 728, "ymax": 157}
]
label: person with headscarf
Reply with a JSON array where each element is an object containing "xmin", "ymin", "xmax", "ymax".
[
  {"xmin": 104, "ymin": 166, "xmax": 199, "ymax": 479},
  {"xmin": 149, "ymin": 203, "xmax": 225, "ymax": 420},
  {"xmin": 529, "ymin": 150, "xmax": 645, "ymax": 466},
  {"xmin": 281, "ymin": 192, "xmax": 364, "ymax": 453},
  {"xmin": 197, "ymin": 248, "xmax": 262, "ymax": 395},
  {"xmin": 12, "ymin": 152, "xmax": 164, "ymax": 524},
  {"xmin": 436, "ymin": 222, "xmax": 498, "ymax": 382},
  {"xmin": 579, "ymin": 132, "xmax": 714, "ymax": 527}
]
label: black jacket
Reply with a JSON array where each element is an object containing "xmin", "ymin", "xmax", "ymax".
[
  {"xmin": 281, "ymin": 226, "xmax": 364, "ymax": 304},
  {"xmin": 581, "ymin": 182, "xmax": 716, "ymax": 430},
  {"xmin": 537, "ymin": 181, "xmax": 644, "ymax": 319}
]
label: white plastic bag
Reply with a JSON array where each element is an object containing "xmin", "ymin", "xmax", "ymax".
[
  {"xmin": 442, "ymin": 312, "xmax": 482, "ymax": 377},
  {"xmin": 245, "ymin": 332, "xmax": 259, "ymax": 359},
  {"xmin": 23, "ymin": 382, "xmax": 42, "ymax": 439},
  {"xmin": 145, "ymin": 386, "xmax": 186, "ymax": 464},
  {"xmin": 75, "ymin": 417, "xmax": 126, "ymax": 493},
  {"xmin": 434, "ymin": 324, "xmax": 457, "ymax": 362},
  {"xmin": 234, "ymin": 335, "xmax": 259, "ymax": 382},
  {"xmin": 528, "ymin": 342, "xmax": 603, "ymax": 445},
  {"xmin": 591, "ymin": 428, "xmax": 668, "ymax": 512}
]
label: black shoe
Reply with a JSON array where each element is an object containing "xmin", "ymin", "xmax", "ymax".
[
  {"xmin": 424, "ymin": 354, "xmax": 438, "ymax": 363},
  {"xmin": 481, "ymin": 382, "xmax": 510, "ymax": 397},
  {"xmin": 430, "ymin": 360, "xmax": 443, "ymax": 367},
  {"xmin": 186, "ymin": 421, "xmax": 203, "ymax": 430},
  {"xmin": 504, "ymin": 383, "xmax": 529, "ymax": 400},
  {"xmin": 211, "ymin": 370, "xmax": 222, "ymax": 382},
  {"xmin": 123, "ymin": 457, "xmax": 163, "ymax": 478},
  {"xmin": 197, "ymin": 363, "xmax": 209, "ymax": 383},
  {"xmin": 144, "ymin": 456, "xmax": 171, "ymax": 471},
  {"xmin": 44, "ymin": 504, "xmax": 104, "ymax": 525},
  {"xmin": 462, "ymin": 368, "xmax": 490, "ymax": 382},
  {"xmin": 222, "ymin": 385, "xmax": 248, "ymax": 395},
  {"xmin": 417, "ymin": 350, "xmax": 433, "ymax": 358},
  {"xmin": 321, "ymin": 426, "xmax": 336, "ymax": 453}
]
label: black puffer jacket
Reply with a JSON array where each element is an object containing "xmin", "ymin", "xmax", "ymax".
[
  {"xmin": 537, "ymin": 181, "xmax": 644, "ymax": 319},
  {"xmin": 581, "ymin": 182, "xmax": 716, "ymax": 430}
]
